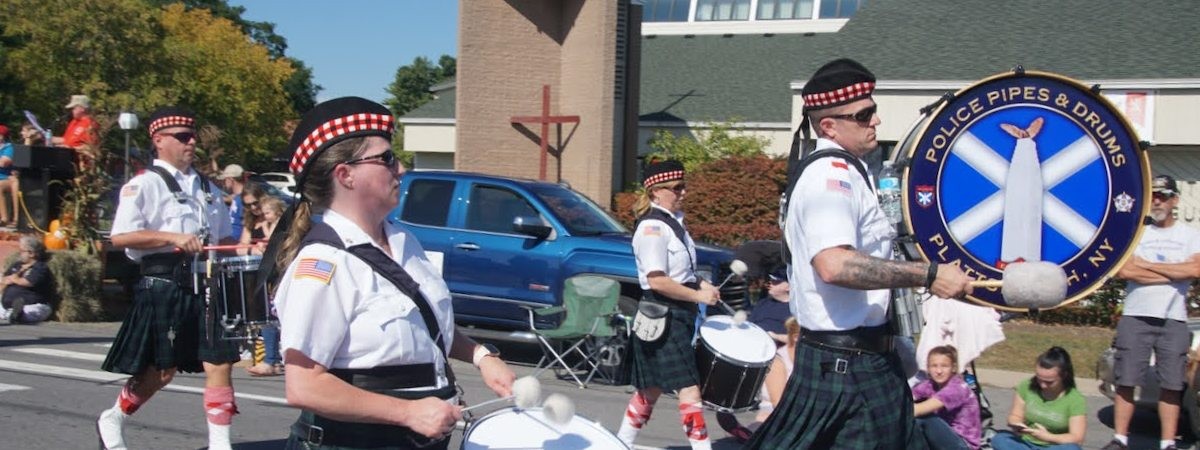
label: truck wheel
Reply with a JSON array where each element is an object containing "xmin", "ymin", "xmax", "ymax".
[{"xmin": 1184, "ymin": 367, "xmax": 1200, "ymax": 440}]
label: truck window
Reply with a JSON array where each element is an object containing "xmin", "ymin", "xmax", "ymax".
[
  {"xmin": 401, "ymin": 179, "xmax": 455, "ymax": 226},
  {"xmin": 529, "ymin": 184, "xmax": 626, "ymax": 235},
  {"xmin": 466, "ymin": 185, "xmax": 538, "ymax": 234}
]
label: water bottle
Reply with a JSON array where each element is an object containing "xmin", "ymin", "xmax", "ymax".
[
  {"xmin": 44, "ymin": 130, "xmax": 53, "ymax": 145},
  {"xmin": 878, "ymin": 161, "xmax": 902, "ymax": 225}
]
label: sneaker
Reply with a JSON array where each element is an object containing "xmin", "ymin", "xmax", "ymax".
[
  {"xmin": 96, "ymin": 408, "xmax": 128, "ymax": 450},
  {"xmin": 1099, "ymin": 439, "xmax": 1128, "ymax": 450}
]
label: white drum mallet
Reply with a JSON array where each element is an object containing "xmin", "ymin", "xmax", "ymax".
[
  {"xmin": 970, "ymin": 261, "xmax": 1068, "ymax": 309},
  {"xmin": 713, "ymin": 260, "xmax": 749, "ymax": 316},
  {"xmin": 540, "ymin": 393, "xmax": 576, "ymax": 426},
  {"xmin": 462, "ymin": 376, "xmax": 542, "ymax": 413}
]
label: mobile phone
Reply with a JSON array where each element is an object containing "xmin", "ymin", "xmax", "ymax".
[{"xmin": 1011, "ymin": 423, "xmax": 1029, "ymax": 432}]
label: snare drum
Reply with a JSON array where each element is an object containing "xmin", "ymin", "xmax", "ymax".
[
  {"xmin": 215, "ymin": 255, "xmax": 273, "ymax": 339},
  {"xmin": 461, "ymin": 407, "xmax": 628, "ymax": 449},
  {"xmin": 695, "ymin": 315, "xmax": 776, "ymax": 412}
]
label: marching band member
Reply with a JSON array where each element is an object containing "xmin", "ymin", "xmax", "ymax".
[
  {"xmin": 270, "ymin": 97, "xmax": 514, "ymax": 449},
  {"xmin": 746, "ymin": 59, "xmax": 972, "ymax": 449},
  {"xmin": 97, "ymin": 106, "xmax": 240, "ymax": 450},
  {"xmin": 617, "ymin": 159, "xmax": 721, "ymax": 450}
]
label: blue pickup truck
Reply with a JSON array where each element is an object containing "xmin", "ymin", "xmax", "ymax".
[{"xmin": 387, "ymin": 171, "xmax": 746, "ymax": 334}]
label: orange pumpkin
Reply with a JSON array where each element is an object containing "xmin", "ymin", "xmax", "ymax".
[{"xmin": 44, "ymin": 219, "xmax": 68, "ymax": 250}]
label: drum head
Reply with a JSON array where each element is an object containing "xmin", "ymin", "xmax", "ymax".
[
  {"xmin": 462, "ymin": 407, "xmax": 628, "ymax": 450},
  {"xmin": 219, "ymin": 255, "xmax": 262, "ymax": 271},
  {"xmin": 699, "ymin": 315, "xmax": 775, "ymax": 364}
]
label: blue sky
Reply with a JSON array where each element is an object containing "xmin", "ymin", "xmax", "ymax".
[{"xmin": 231, "ymin": 1, "xmax": 459, "ymax": 104}]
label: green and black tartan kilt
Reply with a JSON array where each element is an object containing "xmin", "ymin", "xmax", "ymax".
[
  {"xmin": 101, "ymin": 275, "xmax": 241, "ymax": 375},
  {"xmin": 630, "ymin": 307, "xmax": 700, "ymax": 391},
  {"xmin": 744, "ymin": 341, "xmax": 926, "ymax": 450}
]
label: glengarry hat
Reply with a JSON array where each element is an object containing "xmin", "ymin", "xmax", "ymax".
[
  {"xmin": 801, "ymin": 58, "xmax": 876, "ymax": 111},
  {"xmin": 147, "ymin": 106, "xmax": 196, "ymax": 137},
  {"xmin": 287, "ymin": 96, "xmax": 394, "ymax": 188},
  {"xmin": 642, "ymin": 159, "xmax": 685, "ymax": 189}
]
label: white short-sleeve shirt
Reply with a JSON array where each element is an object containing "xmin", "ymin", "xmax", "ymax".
[
  {"xmin": 110, "ymin": 160, "xmax": 233, "ymax": 262},
  {"xmin": 786, "ymin": 138, "xmax": 895, "ymax": 331},
  {"xmin": 632, "ymin": 204, "xmax": 698, "ymax": 289},
  {"xmin": 1123, "ymin": 222, "xmax": 1200, "ymax": 321},
  {"xmin": 274, "ymin": 210, "xmax": 456, "ymax": 390}
]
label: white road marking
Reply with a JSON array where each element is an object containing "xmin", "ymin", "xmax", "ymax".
[
  {"xmin": 0, "ymin": 382, "xmax": 30, "ymax": 392},
  {"xmin": 0, "ymin": 359, "xmax": 286, "ymax": 405},
  {"xmin": 13, "ymin": 347, "xmax": 107, "ymax": 362}
]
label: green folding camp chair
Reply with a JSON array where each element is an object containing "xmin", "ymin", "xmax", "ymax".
[{"xmin": 523, "ymin": 275, "xmax": 621, "ymax": 388}]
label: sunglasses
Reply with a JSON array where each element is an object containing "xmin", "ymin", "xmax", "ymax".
[
  {"xmin": 662, "ymin": 183, "xmax": 686, "ymax": 193},
  {"xmin": 828, "ymin": 105, "xmax": 878, "ymax": 124},
  {"xmin": 1152, "ymin": 192, "xmax": 1177, "ymax": 201},
  {"xmin": 243, "ymin": 200, "xmax": 260, "ymax": 208},
  {"xmin": 157, "ymin": 131, "xmax": 196, "ymax": 143},
  {"xmin": 345, "ymin": 150, "xmax": 397, "ymax": 167}
]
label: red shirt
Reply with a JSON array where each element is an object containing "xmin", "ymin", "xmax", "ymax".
[{"xmin": 63, "ymin": 116, "xmax": 97, "ymax": 149}]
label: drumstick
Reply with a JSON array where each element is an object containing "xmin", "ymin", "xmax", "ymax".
[
  {"xmin": 716, "ymin": 260, "xmax": 749, "ymax": 289},
  {"xmin": 541, "ymin": 393, "xmax": 575, "ymax": 426},
  {"xmin": 173, "ymin": 241, "xmax": 267, "ymax": 253},
  {"xmin": 967, "ymin": 261, "xmax": 1067, "ymax": 309},
  {"xmin": 461, "ymin": 376, "xmax": 541, "ymax": 413}
]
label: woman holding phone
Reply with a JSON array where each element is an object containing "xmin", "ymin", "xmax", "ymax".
[{"xmin": 991, "ymin": 346, "xmax": 1086, "ymax": 450}]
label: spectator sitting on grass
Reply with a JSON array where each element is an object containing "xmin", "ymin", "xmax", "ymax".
[{"xmin": 0, "ymin": 235, "xmax": 54, "ymax": 324}]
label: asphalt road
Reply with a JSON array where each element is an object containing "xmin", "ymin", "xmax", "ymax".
[{"xmin": 0, "ymin": 322, "xmax": 1188, "ymax": 449}]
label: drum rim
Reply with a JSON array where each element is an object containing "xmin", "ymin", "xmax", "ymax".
[{"xmin": 461, "ymin": 406, "xmax": 629, "ymax": 449}]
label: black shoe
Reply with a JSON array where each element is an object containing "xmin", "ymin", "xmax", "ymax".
[{"xmin": 1100, "ymin": 439, "xmax": 1129, "ymax": 450}]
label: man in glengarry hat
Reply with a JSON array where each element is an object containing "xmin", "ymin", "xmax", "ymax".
[
  {"xmin": 747, "ymin": 59, "xmax": 973, "ymax": 449},
  {"xmin": 96, "ymin": 106, "xmax": 241, "ymax": 450},
  {"xmin": 1106, "ymin": 175, "xmax": 1200, "ymax": 450}
]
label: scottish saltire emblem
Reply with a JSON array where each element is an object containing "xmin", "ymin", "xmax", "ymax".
[{"xmin": 901, "ymin": 71, "xmax": 1150, "ymax": 310}]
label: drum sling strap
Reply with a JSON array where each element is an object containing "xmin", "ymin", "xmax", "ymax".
[
  {"xmin": 292, "ymin": 221, "xmax": 457, "ymax": 447},
  {"xmin": 635, "ymin": 209, "xmax": 700, "ymax": 309},
  {"xmin": 779, "ymin": 146, "xmax": 872, "ymax": 264},
  {"xmin": 145, "ymin": 165, "xmax": 213, "ymax": 204}
]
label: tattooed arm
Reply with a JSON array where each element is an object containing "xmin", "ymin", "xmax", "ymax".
[{"xmin": 812, "ymin": 246, "xmax": 972, "ymax": 299}]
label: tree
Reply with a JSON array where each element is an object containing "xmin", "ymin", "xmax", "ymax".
[
  {"xmin": 645, "ymin": 121, "xmax": 772, "ymax": 171},
  {"xmin": 384, "ymin": 55, "xmax": 456, "ymax": 118}
]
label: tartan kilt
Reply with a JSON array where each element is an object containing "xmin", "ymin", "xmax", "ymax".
[
  {"xmin": 101, "ymin": 275, "xmax": 240, "ymax": 375},
  {"xmin": 744, "ymin": 341, "xmax": 925, "ymax": 450},
  {"xmin": 630, "ymin": 307, "xmax": 700, "ymax": 391}
]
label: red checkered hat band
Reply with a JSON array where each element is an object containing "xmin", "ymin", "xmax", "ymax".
[
  {"xmin": 289, "ymin": 113, "xmax": 394, "ymax": 176},
  {"xmin": 643, "ymin": 170, "xmax": 684, "ymax": 188},
  {"xmin": 803, "ymin": 81, "xmax": 875, "ymax": 108},
  {"xmin": 148, "ymin": 116, "xmax": 195, "ymax": 136}
]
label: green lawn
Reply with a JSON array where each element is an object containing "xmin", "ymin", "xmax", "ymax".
[{"xmin": 971, "ymin": 320, "xmax": 1115, "ymax": 378}]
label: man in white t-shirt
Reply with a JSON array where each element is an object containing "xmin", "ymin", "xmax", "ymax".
[{"xmin": 1105, "ymin": 175, "xmax": 1200, "ymax": 450}]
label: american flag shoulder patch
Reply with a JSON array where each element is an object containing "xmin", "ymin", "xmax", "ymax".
[
  {"xmin": 295, "ymin": 258, "xmax": 336, "ymax": 284},
  {"xmin": 643, "ymin": 225, "xmax": 661, "ymax": 237},
  {"xmin": 121, "ymin": 184, "xmax": 139, "ymax": 197},
  {"xmin": 826, "ymin": 178, "xmax": 852, "ymax": 194}
]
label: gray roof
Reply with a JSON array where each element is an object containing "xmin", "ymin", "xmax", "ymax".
[
  {"xmin": 401, "ymin": 88, "xmax": 456, "ymax": 120},
  {"xmin": 408, "ymin": 0, "xmax": 1200, "ymax": 124},
  {"xmin": 642, "ymin": 0, "xmax": 1200, "ymax": 123}
]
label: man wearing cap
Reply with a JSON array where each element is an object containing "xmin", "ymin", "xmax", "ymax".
[
  {"xmin": 1105, "ymin": 175, "xmax": 1200, "ymax": 450},
  {"xmin": 52, "ymin": 94, "xmax": 98, "ymax": 150},
  {"xmin": 217, "ymin": 164, "xmax": 247, "ymax": 240},
  {"xmin": 96, "ymin": 106, "xmax": 241, "ymax": 450},
  {"xmin": 0, "ymin": 125, "xmax": 15, "ymax": 227},
  {"xmin": 746, "ymin": 58, "xmax": 973, "ymax": 449}
]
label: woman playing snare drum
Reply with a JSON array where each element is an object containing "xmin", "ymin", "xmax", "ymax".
[
  {"xmin": 271, "ymin": 97, "xmax": 514, "ymax": 449},
  {"xmin": 616, "ymin": 159, "xmax": 721, "ymax": 450}
]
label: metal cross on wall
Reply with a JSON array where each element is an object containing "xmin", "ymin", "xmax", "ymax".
[{"xmin": 510, "ymin": 85, "xmax": 580, "ymax": 180}]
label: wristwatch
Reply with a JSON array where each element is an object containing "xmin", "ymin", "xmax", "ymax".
[{"xmin": 473, "ymin": 343, "xmax": 501, "ymax": 367}]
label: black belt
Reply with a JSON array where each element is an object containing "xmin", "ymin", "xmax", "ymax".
[
  {"xmin": 800, "ymin": 325, "xmax": 893, "ymax": 355},
  {"xmin": 290, "ymin": 384, "xmax": 456, "ymax": 448},
  {"xmin": 139, "ymin": 253, "xmax": 195, "ymax": 276},
  {"xmin": 328, "ymin": 364, "xmax": 438, "ymax": 391},
  {"xmin": 641, "ymin": 280, "xmax": 701, "ymax": 313}
]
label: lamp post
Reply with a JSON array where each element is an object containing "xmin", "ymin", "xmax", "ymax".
[{"xmin": 117, "ymin": 112, "xmax": 138, "ymax": 182}]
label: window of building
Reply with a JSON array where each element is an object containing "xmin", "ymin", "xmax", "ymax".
[
  {"xmin": 818, "ymin": 0, "xmax": 865, "ymax": 19},
  {"xmin": 695, "ymin": 0, "xmax": 751, "ymax": 21},
  {"xmin": 757, "ymin": 0, "xmax": 815, "ymax": 20},
  {"xmin": 642, "ymin": 0, "xmax": 691, "ymax": 22}
]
